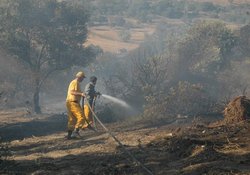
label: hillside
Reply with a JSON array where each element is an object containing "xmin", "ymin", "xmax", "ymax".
[
  {"xmin": 85, "ymin": 25, "xmax": 155, "ymax": 53},
  {"xmin": 1, "ymin": 109, "xmax": 250, "ymax": 174},
  {"xmin": 85, "ymin": 0, "xmax": 250, "ymax": 53},
  {"xmin": 191, "ymin": 0, "xmax": 250, "ymax": 5}
]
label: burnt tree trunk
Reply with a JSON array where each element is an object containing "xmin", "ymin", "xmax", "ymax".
[{"xmin": 33, "ymin": 78, "xmax": 41, "ymax": 114}]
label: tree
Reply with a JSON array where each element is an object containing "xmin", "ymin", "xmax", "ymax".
[
  {"xmin": 239, "ymin": 24, "xmax": 250, "ymax": 57},
  {"xmin": 127, "ymin": 0, "xmax": 151, "ymax": 22},
  {"xmin": 173, "ymin": 20, "xmax": 239, "ymax": 113},
  {"xmin": 0, "ymin": 0, "xmax": 100, "ymax": 113},
  {"xmin": 118, "ymin": 29, "xmax": 131, "ymax": 42},
  {"xmin": 228, "ymin": 0, "xmax": 234, "ymax": 5},
  {"xmin": 177, "ymin": 20, "xmax": 236, "ymax": 81}
]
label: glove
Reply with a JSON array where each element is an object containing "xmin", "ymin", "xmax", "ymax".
[{"xmin": 95, "ymin": 92, "xmax": 101, "ymax": 98}]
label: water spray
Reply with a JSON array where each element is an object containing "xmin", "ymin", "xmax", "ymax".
[{"xmin": 101, "ymin": 94, "xmax": 132, "ymax": 109}]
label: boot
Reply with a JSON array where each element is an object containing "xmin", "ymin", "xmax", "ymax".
[
  {"xmin": 75, "ymin": 128, "xmax": 81, "ymax": 136},
  {"xmin": 67, "ymin": 130, "xmax": 73, "ymax": 139},
  {"xmin": 72, "ymin": 128, "xmax": 81, "ymax": 138}
]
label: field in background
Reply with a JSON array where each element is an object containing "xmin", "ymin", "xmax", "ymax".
[
  {"xmin": 191, "ymin": 0, "xmax": 250, "ymax": 5},
  {"xmin": 85, "ymin": 0, "xmax": 250, "ymax": 53},
  {"xmin": 85, "ymin": 25, "xmax": 155, "ymax": 53}
]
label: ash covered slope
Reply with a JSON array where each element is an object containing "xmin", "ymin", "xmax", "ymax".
[{"xmin": 1, "ymin": 109, "xmax": 250, "ymax": 174}]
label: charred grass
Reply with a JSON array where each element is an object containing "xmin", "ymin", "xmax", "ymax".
[{"xmin": 0, "ymin": 109, "xmax": 250, "ymax": 174}]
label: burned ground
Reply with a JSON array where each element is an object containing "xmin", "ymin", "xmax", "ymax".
[{"xmin": 0, "ymin": 109, "xmax": 250, "ymax": 175}]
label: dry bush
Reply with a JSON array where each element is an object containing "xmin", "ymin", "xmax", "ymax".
[
  {"xmin": 0, "ymin": 142, "xmax": 10, "ymax": 161},
  {"xmin": 95, "ymin": 104, "xmax": 119, "ymax": 123},
  {"xmin": 223, "ymin": 96, "xmax": 250, "ymax": 123},
  {"xmin": 0, "ymin": 49, "xmax": 32, "ymax": 109},
  {"xmin": 143, "ymin": 81, "xmax": 218, "ymax": 118},
  {"xmin": 0, "ymin": 141, "xmax": 12, "ymax": 173}
]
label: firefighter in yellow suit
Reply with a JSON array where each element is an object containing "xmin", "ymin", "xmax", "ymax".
[
  {"xmin": 66, "ymin": 71, "xmax": 88, "ymax": 139},
  {"xmin": 84, "ymin": 76, "xmax": 101, "ymax": 127}
]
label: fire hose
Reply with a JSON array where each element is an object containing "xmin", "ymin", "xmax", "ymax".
[{"xmin": 86, "ymin": 99, "xmax": 154, "ymax": 175}]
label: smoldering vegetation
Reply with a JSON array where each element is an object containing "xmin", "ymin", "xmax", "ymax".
[
  {"xmin": 0, "ymin": 1, "xmax": 249, "ymax": 121},
  {"xmin": 91, "ymin": 21, "xmax": 250, "ymax": 122},
  {"xmin": 1, "ymin": 23, "xmax": 250, "ymax": 123},
  {"xmin": 0, "ymin": 0, "xmax": 249, "ymax": 122}
]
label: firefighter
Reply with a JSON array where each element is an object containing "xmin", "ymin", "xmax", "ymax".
[
  {"xmin": 66, "ymin": 71, "xmax": 89, "ymax": 139},
  {"xmin": 84, "ymin": 76, "xmax": 101, "ymax": 128}
]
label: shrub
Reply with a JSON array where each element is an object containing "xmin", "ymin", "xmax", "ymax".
[
  {"xmin": 118, "ymin": 29, "xmax": 131, "ymax": 42},
  {"xmin": 199, "ymin": 2, "xmax": 217, "ymax": 12},
  {"xmin": 96, "ymin": 106, "xmax": 116, "ymax": 123},
  {"xmin": 0, "ymin": 140, "xmax": 12, "ymax": 172},
  {"xmin": 143, "ymin": 81, "xmax": 217, "ymax": 118}
]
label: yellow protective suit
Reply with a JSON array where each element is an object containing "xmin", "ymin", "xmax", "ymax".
[
  {"xmin": 84, "ymin": 104, "xmax": 93, "ymax": 126},
  {"xmin": 66, "ymin": 101, "xmax": 88, "ymax": 131},
  {"xmin": 66, "ymin": 79, "xmax": 88, "ymax": 131}
]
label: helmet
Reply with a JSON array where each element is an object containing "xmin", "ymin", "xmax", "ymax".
[{"xmin": 76, "ymin": 71, "xmax": 86, "ymax": 78}]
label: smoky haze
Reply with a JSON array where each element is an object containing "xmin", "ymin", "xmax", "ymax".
[
  {"xmin": 0, "ymin": 0, "xmax": 250, "ymax": 122},
  {"xmin": 1, "ymin": 2, "xmax": 250, "ymax": 175}
]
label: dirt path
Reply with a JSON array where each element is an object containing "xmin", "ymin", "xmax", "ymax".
[{"xmin": 1, "ymin": 109, "xmax": 250, "ymax": 175}]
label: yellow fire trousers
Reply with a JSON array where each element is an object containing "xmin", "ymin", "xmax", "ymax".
[
  {"xmin": 66, "ymin": 101, "xmax": 88, "ymax": 131},
  {"xmin": 84, "ymin": 104, "xmax": 93, "ymax": 125}
]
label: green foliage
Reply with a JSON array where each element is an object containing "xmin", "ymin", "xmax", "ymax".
[
  {"xmin": 140, "ymin": 21, "xmax": 240, "ymax": 118},
  {"xmin": 152, "ymin": 0, "xmax": 184, "ymax": 19},
  {"xmin": 79, "ymin": 0, "xmax": 250, "ymax": 28},
  {"xmin": 118, "ymin": 29, "xmax": 131, "ymax": 42},
  {"xmin": 0, "ymin": 0, "xmax": 100, "ymax": 113},
  {"xmin": 110, "ymin": 16, "xmax": 126, "ymax": 27},
  {"xmin": 94, "ymin": 0, "xmax": 128, "ymax": 15},
  {"xmin": 0, "ymin": 0, "xmax": 92, "ymax": 69},
  {"xmin": 90, "ymin": 15, "xmax": 108, "ymax": 25},
  {"xmin": 198, "ymin": 2, "xmax": 217, "ymax": 12},
  {"xmin": 239, "ymin": 25, "xmax": 250, "ymax": 57},
  {"xmin": 178, "ymin": 20, "xmax": 236, "ymax": 76},
  {"xmin": 127, "ymin": 0, "xmax": 151, "ymax": 22},
  {"xmin": 218, "ymin": 29, "xmax": 237, "ymax": 58},
  {"xmin": 165, "ymin": 7, "xmax": 184, "ymax": 19},
  {"xmin": 220, "ymin": 4, "xmax": 250, "ymax": 24},
  {"xmin": 99, "ymin": 20, "xmax": 249, "ymax": 120}
]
